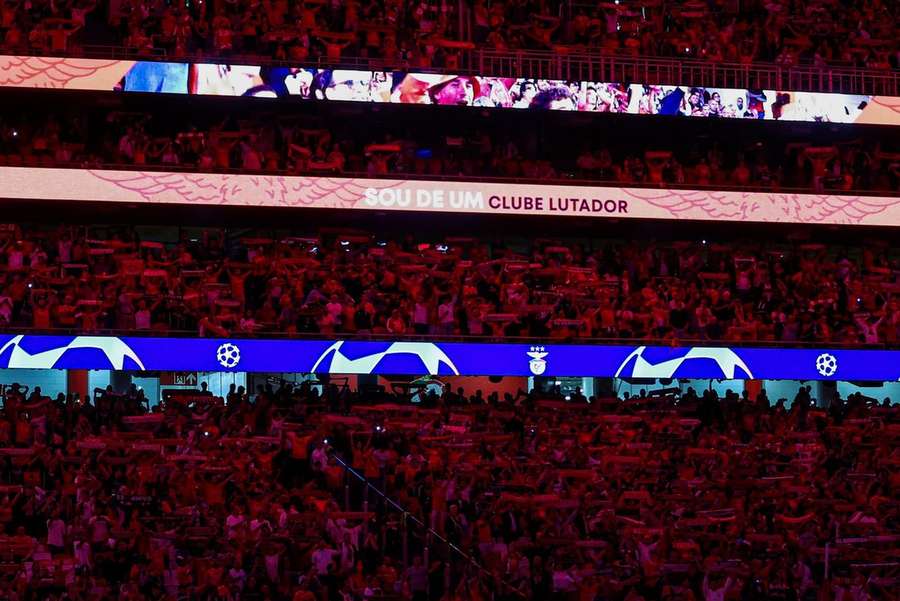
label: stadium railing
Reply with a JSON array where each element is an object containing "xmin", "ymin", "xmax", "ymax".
[{"xmin": 10, "ymin": 44, "xmax": 899, "ymax": 97}]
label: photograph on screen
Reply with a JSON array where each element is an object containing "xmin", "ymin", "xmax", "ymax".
[{"xmin": 111, "ymin": 60, "xmax": 881, "ymax": 125}]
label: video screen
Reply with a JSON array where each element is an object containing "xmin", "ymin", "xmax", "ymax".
[
  {"xmin": 0, "ymin": 54, "xmax": 879, "ymax": 125},
  {"xmin": 0, "ymin": 54, "xmax": 890, "ymax": 125},
  {"xmin": 175, "ymin": 64, "xmax": 873, "ymax": 123}
]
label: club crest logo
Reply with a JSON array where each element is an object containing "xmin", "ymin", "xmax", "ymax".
[{"xmin": 527, "ymin": 346, "xmax": 549, "ymax": 375}]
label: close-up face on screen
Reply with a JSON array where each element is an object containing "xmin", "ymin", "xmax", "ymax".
[
  {"xmin": 322, "ymin": 71, "xmax": 373, "ymax": 102},
  {"xmin": 429, "ymin": 77, "xmax": 475, "ymax": 106},
  {"xmin": 191, "ymin": 64, "xmax": 264, "ymax": 96}
]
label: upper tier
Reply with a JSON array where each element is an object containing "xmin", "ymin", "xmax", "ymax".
[{"xmin": 1, "ymin": 0, "xmax": 898, "ymax": 94}]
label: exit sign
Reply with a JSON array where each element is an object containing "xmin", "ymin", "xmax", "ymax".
[{"xmin": 160, "ymin": 372, "xmax": 199, "ymax": 386}]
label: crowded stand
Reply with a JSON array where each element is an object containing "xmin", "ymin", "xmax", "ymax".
[
  {"xmin": 1, "ymin": 107, "xmax": 899, "ymax": 193},
  {"xmin": 1, "ymin": 0, "xmax": 899, "ymax": 69},
  {"xmin": 0, "ymin": 377, "xmax": 897, "ymax": 600},
  {"xmin": 1, "ymin": 223, "xmax": 900, "ymax": 344},
  {"xmin": 3, "ymin": 2, "xmax": 900, "ymax": 601}
]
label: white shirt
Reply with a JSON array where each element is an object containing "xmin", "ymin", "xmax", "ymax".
[
  {"xmin": 250, "ymin": 518, "xmax": 270, "ymax": 535},
  {"xmin": 135, "ymin": 309, "xmax": 152, "ymax": 330},
  {"xmin": 552, "ymin": 570, "xmax": 576, "ymax": 592},
  {"xmin": 57, "ymin": 240, "xmax": 72, "ymax": 263},
  {"xmin": 311, "ymin": 547, "xmax": 336, "ymax": 573},
  {"xmin": 413, "ymin": 302, "xmax": 429, "ymax": 324},
  {"xmin": 89, "ymin": 516, "xmax": 109, "ymax": 543},
  {"xmin": 225, "ymin": 513, "xmax": 245, "ymax": 539},
  {"xmin": 241, "ymin": 143, "xmax": 261, "ymax": 170},
  {"xmin": 703, "ymin": 576, "xmax": 732, "ymax": 601},
  {"xmin": 438, "ymin": 302, "xmax": 455, "ymax": 324},
  {"xmin": 311, "ymin": 447, "xmax": 328, "ymax": 472},
  {"xmin": 228, "ymin": 567, "xmax": 247, "ymax": 588},
  {"xmin": 74, "ymin": 540, "xmax": 91, "ymax": 568},
  {"xmin": 339, "ymin": 542, "xmax": 356, "ymax": 570},
  {"xmin": 0, "ymin": 296, "xmax": 12, "ymax": 322},
  {"xmin": 7, "ymin": 249, "xmax": 23, "ymax": 269},
  {"xmin": 163, "ymin": 568, "xmax": 179, "ymax": 590},
  {"xmin": 265, "ymin": 553, "xmax": 280, "ymax": 581},
  {"xmin": 47, "ymin": 518, "xmax": 66, "ymax": 547},
  {"xmin": 326, "ymin": 301, "xmax": 343, "ymax": 319},
  {"xmin": 118, "ymin": 135, "xmax": 134, "ymax": 159}
]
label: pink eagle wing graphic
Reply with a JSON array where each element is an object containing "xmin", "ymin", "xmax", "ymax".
[
  {"xmin": 620, "ymin": 188, "xmax": 900, "ymax": 225},
  {"xmin": 86, "ymin": 170, "xmax": 401, "ymax": 208},
  {"xmin": 869, "ymin": 96, "xmax": 900, "ymax": 115},
  {"xmin": 855, "ymin": 96, "xmax": 900, "ymax": 126},
  {"xmin": 619, "ymin": 188, "xmax": 748, "ymax": 220},
  {"xmin": 0, "ymin": 56, "xmax": 124, "ymax": 88}
]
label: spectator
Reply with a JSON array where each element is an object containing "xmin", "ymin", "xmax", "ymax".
[
  {"xmin": 4, "ymin": 379, "xmax": 895, "ymax": 600},
  {"xmin": 4, "ymin": 107, "xmax": 898, "ymax": 194},
  {"xmin": 2, "ymin": 222, "xmax": 900, "ymax": 345},
  {"xmin": 1, "ymin": 0, "xmax": 898, "ymax": 70}
]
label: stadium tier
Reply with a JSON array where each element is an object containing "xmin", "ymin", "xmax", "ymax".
[
  {"xmin": 0, "ymin": 5, "xmax": 899, "ymax": 600},
  {"xmin": 0, "ymin": 223, "xmax": 899, "ymax": 345},
  {"xmin": 0, "ymin": 91, "xmax": 898, "ymax": 227},
  {"xmin": 0, "ymin": 374, "xmax": 895, "ymax": 601},
  {"xmin": 0, "ymin": 218, "xmax": 897, "ymax": 599},
  {"xmin": 1, "ymin": 0, "xmax": 898, "ymax": 70}
]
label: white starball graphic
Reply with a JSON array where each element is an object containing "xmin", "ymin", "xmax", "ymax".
[
  {"xmin": 815, "ymin": 353, "xmax": 837, "ymax": 377},
  {"xmin": 216, "ymin": 343, "xmax": 241, "ymax": 369}
]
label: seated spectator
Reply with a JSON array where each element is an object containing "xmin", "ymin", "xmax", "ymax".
[{"xmin": 1, "ymin": 108, "xmax": 898, "ymax": 195}]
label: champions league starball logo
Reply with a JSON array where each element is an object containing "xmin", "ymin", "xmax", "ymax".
[
  {"xmin": 614, "ymin": 346, "xmax": 753, "ymax": 379},
  {"xmin": 0, "ymin": 335, "xmax": 146, "ymax": 370},
  {"xmin": 527, "ymin": 346, "xmax": 548, "ymax": 375},
  {"xmin": 815, "ymin": 353, "xmax": 837, "ymax": 377},
  {"xmin": 311, "ymin": 341, "xmax": 460, "ymax": 375},
  {"xmin": 216, "ymin": 343, "xmax": 241, "ymax": 369}
]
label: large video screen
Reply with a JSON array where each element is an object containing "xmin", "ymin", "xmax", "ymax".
[
  {"xmin": 185, "ymin": 65, "xmax": 872, "ymax": 123},
  {"xmin": 3, "ymin": 55, "xmax": 899, "ymax": 125}
]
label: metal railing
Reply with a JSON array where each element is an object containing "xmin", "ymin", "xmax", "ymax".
[
  {"xmin": 9, "ymin": 44, "xmax": 898, "ymax": 96},
  {"xmin": 330, "ymin": 451, "xmax": 527, "ymax": 597},
  {"xmin": 472, "ymin": 50, "xmax": 900, "ymax": 97}
]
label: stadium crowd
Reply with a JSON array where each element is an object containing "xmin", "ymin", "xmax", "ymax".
[
  {"xmin": 3, "ymin": 3, "xmax": 900, "ymax": 601},
  {"xmin": 0, "ymin": 0, "xmax": 898, "ymax": 69},
  {"xmin": 0, "ymin": 377, "xmax": 896, "ymax": 600},
  {"xmin": 1, "ymin": 110, "xmax": 899, "ymax": 193},
  {"xmin": 1, "ymin": 224, "xmax": 900, "ymax": 345}
]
